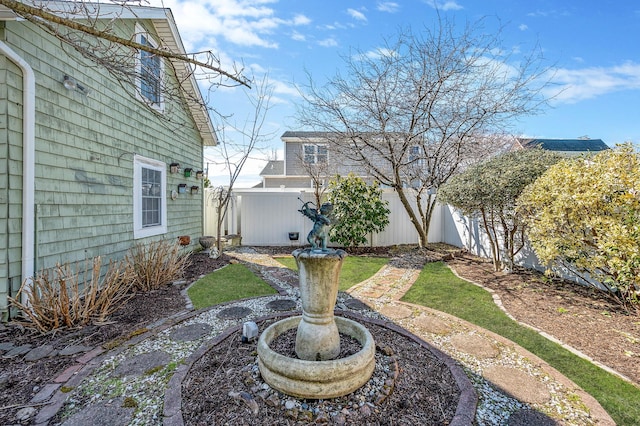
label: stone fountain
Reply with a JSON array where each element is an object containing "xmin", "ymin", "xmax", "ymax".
[{"xmin": 257, "ymin": 201, "xmax": 376, "ymax": 399}]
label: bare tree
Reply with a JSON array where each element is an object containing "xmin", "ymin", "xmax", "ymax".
[
  {"xmin": 296, "ymin": 17, "xmax": 551, "ymax": 247},
  {"xmin": 295, "ymin": 142, "xmax": 332, "ymax": 208},
  {"xmin": 207, "ymin": 75, "xmax": 275, "ymax": 257}
]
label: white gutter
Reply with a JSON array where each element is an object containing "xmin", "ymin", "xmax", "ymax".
[{"xmin": 0, "ymin": 41, "xmax": 36, "ymax": 305}]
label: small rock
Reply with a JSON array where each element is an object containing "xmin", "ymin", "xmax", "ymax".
[
  {"xmin": 58, "ymin": 345, "xmax": 92, "ymax": 356},
  {"xmin": 333, "ymin": 413, "xmax": 347, "ymax": 425},
  {"xmin": 0, "ymin": 374, "xmax": 8, "ymax": 390},
  {"xmin": 3, "ymin": 344, "xmax": 33, "ymax": 358},
  {"xmin": 359, "ymin": 404, "xmax": 372, "ymax": 417},
  {"xmin": 0, "ymin": 342, "xmax": 15, "ymax": 351},
  {"xmin": 285, "ymin": 408, "xmax": 299, "ymax": 420},
  {"xmin": 228, "ymin": 391, "xmax": 259, "ymax": 415},
  {"xmin": 379, "ymin": 345, "xmax": 394, "ymax": 356},
  {"xmin": 265, "ymin": 394, "xmax": 280, "ymax": 407},
  {"xmin": 298, "ymin": 410, "xmax": 313, "ymax": 422},
  {"xmin": 16, "ymin": 407, "xmax": 36, "ymax": 421},
  {"xmin": 25, "ymin": 344, "xmax": 55, "ymax": 361},
  {"xmin": 315, "ymin": 410, "xmax": 329, "ymax": 423},
  {"xmin": 284, "ymin": 400, "xmax": 297, "ymax": 410}
]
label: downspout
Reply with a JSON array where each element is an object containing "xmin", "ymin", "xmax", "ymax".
[{"xmin": 0, "ymin": 41, "xmax": 36, "ymax": 305}]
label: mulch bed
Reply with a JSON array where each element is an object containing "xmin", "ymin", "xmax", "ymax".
[
  {"xmin": 446, "ymin": 253, "xmax": 640, "ymax": 385},
  {"xmin": 0, "ymin": 252, "xmax": 227, "ymax": 425},
  {"xmin": 181, "ymin": 318, "xmax": 460, "ymax": 425}
]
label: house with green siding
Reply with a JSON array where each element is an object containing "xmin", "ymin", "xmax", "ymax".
[{"xmin": 0, "ymin": 2, "xmax": 216, "ymax": 320}]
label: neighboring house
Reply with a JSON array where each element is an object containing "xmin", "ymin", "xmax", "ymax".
[
  {"xmin": 512, "ymin": 138, "xmax": 609, "ymax": 156},
  {"xmin": 0, "ymin": 3, "xmax": 216, "ymax": 320},
  {"xmin": 258, "ymin": 131, "xmax": 372, "ymax": 189}
]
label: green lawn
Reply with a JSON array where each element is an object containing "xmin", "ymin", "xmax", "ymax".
[
  {"xmin": 274, "ymin": 255, "xmax": 388, "ymax": 291},
  {"xmin": 187, "ymin": 263, "xmax": 277, "ymax": 310},
  {"xmin": 401, "ymin": 262, "xmax": 640, "ymax": 426}
]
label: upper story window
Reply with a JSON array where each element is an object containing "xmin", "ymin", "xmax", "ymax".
[
  {"xmin": 408, "ymin": 145, "xmax": 425, "ymax": 167},
  {"xmin": 303, "ymin": 144, "xmax": 328, "ymax": 164},
  {"xmin": 133, "ymin": 155, "xmax": 167, "ymax": 239},
  {"xmin": 136, "ymin": 24, "xmax": 164, "ymax": 111}
]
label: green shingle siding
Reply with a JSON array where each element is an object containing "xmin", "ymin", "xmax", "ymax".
[{"xmin": 1, "ymin": 17, "xmax": 207, "ymax": 319}]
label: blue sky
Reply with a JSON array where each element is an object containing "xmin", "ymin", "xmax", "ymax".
[{"xmin": 148, "ymin": 0, "xmax": 640, "ymax": 187}]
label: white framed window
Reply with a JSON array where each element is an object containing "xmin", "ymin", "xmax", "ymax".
[
  {"xmin": 133, "ymin": 155, "xmax": 167, "ymax": 239},
  {"xmin": 135, "ymin": 23, "xmax": 164, "ymax": 111},
  {"xmin": 303, "ymin": 144, "xmax": 328, "ymax": 164},
  {"xmin": 408, "ymin": 145, "xmax": 425, "ymax": 167}
]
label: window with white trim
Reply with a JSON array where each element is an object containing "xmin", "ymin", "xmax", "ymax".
[
  {"xmin": 136, "ymin": 24, "xmax": 164, "ymax": 110},
  {"xmin": 133, "ymin": 155, "xmax": 167, "ymax": 238},
  {"xmin": 303, "ymin": 144, "xmax": 328, "ymax": 164},
  {"xmin": 408, "ymin": 145, "xmax": 425, "ymax": 167}
]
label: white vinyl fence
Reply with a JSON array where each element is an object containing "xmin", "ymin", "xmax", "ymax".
[
  {"xmin": 202, "ymin": 187, "xmax": 593, "ymax": 286},
  {"xmin": 216, "ymin": 188, "xmax": 446, "ymax": 247}
]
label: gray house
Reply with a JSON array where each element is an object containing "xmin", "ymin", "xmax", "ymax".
[
  {"xmin": 259, "ymin": 131, "xmax": 372, "ymax": 188},
  {"xmin": 0, "ymin": 2, "xmax": 215, "ymax": 320},
  {"xmin": 512, "ymin": 138, "xmax": 609, "ymax": 156}
]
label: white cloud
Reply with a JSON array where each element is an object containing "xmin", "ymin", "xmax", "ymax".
[
  {"xmin": 377, "ymin": 2, "xmax": 399, "ymax": 13},
  {"xmin": 291, "ymin": 31, "xmax": 306, "ymax": 42},
  {"xmin": 318, "ymin": 37, "xmax": 339, "ymax": 47},
  {"xmin": 518, "ymin": 24, "xmax": 528, "ymax": 31},
  {"xmin": 424, "ymin": 0, "xmax": 463, "ymax": 11},
  {"xmin": 292, "ymin": 13, "xmax": 311, "ymax": 26},
  {"xmin": 545, "ymin": 62, "xmax": 640, "ymax": 103},
  {"xmin": 147, "ymin": 0, "xmax": 310, "ymax": 49},
  {"xmin": 355, "ymin": 47, "xmax": 396, "ymax": 61},
  {"xmin": 347, "ymin": 8, "xmax": 368, "ymax": 21}
]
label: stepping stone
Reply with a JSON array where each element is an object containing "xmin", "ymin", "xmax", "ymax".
[
  {"xmin": 482, "ymin": 365, "xmax": 551, "ymax": 405},
  {"xmin": 60, "ymin": 397, "xmax": 134, "ymax": 426},
  {"xmin": 413, "ymin": 315, "xmax": 452, "ymax": 335},
  {"xmin": 114, "ymin": 350, "xmax": 171, "ymax": 377},
  {"xmin": 0, "ymin": 342, "xmax": 15, "ymax": 351},
  {"xmin": 59, "ymin": 345, "xmax": 93, "ymax": 356},
  {"xmin": 217, "ymin": 306, "xmax": 252, "ymax": 320},
  {"xmin": 344, "ymin": 299, "xmax": 371, "ymax": 311},
  {"xmin": 507, "ymin": 409, "xmax": 560, "ymax": 425},
  {"xmin": 266, "ymin": 299, "xmax": 297, "ymax": 311},
  {"xmin": 450, "ymin": 333, "xmax": 500, "ymax": 359},
  {"xmin": 2, "ymin": 344, "xmax": 33, "ymax": 358},
  {"xmin": 169, "ymin": 323, "xmax": 212, "ymax": 342},
  {"xmin": 378, "ymin": 304, "xmax": 413, "ymax": 320},
  {"xmin": 25, "ymin": 344, "xmax": 55, "ymax": 361}
]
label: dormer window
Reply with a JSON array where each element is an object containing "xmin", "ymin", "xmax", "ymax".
[
  {"xmin": 303, "ymin": 144, "xmax": 328, "ymax": 164},
  {"xmin": 136, "ymin": 24, "xmax": 164, "ymax": 111}
]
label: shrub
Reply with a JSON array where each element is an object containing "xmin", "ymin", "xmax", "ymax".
[
  {"xmin": 126, "ymin": 240, "xmax": 191, "ymax": 291},
  {"xmin": 327, "ymin": 174, "xmax": 390, "ymax": 249},
  {"xmin": 9, "ymin": 257, "xmax": 134, "ymax": 332},
  {"xmin": 518, "ymin": 144, "xmax": 640, "ymax": 312},
  {"xmin": 438, "ymin": 148, "xmax": 561, "ymax": 271}
]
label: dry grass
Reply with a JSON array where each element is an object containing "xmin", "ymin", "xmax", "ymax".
[
  {"xmin": 127, "ymin": 240, "xmax": 191, "ymax": 291},
  {"xmin": 9, "ymin": 257, "xmax": 134, "ymax": 333}
]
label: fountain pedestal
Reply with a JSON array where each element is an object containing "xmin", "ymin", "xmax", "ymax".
[
  {"xmin": 293, "ymin": 248, "xmax": 345, "ymax": 360},
  {"xmin": 257, "ymin": 247, "xmax": 376, "ymax": 399}
]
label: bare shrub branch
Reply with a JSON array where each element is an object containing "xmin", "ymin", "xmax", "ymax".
[
  {"xmin": 8, "ymin": 257, "xmax": 135, "ymax": 333},
  {"xmin": 127, "ymin": 240, "xmax": 191, "ymax": 291}
]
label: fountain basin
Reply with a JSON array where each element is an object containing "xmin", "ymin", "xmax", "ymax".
[{"xmin": 257, "ymin": 315, "xmax": 375, "ymax": 399}]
